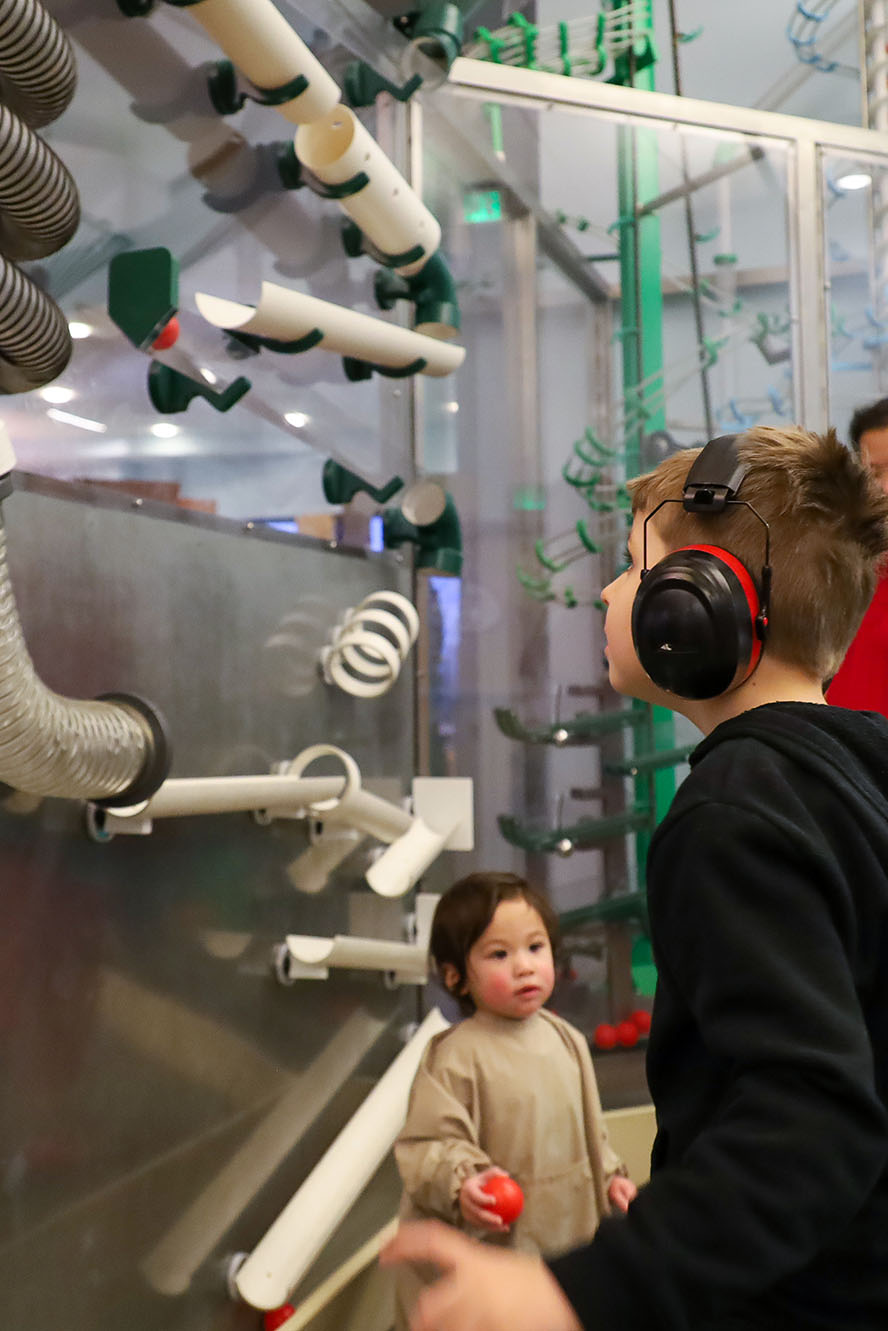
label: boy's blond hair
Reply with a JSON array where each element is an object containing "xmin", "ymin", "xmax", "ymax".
[{"xmin": 629, "ymin": 425, "xmax": 888, "ymax": 680}]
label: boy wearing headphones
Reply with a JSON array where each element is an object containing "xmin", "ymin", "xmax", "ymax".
[{"xmin": 383, "ymin": 424, "xmax": 888, "ymax": 1331}]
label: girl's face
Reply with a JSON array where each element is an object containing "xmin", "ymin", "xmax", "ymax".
[{"xmin": 459, "ymin": 897, "xmax": 555, "ymax": 1020}]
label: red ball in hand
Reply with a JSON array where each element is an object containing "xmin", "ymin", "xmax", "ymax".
[
  {"xmin": 631, "ymin": 1009, "xmax": 652, "ymax": 1035},
  {"xmin": 263, "ymin": 1305, "xmax": 296, "ymax": 1331},
  {"xmin": 151, "ymin": 315, "xmax": 180, "ymax": 350},
  {"xmin": 484, "ymin": 1174, "xmax": 524, "ymax": 1224},
  {"xmin": 594, "ymin": 1022, "xmax": 618, "ymax": 1050}
]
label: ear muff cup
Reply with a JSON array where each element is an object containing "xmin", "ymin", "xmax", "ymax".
[{"xmin": 631, "ymin": 546, "xmax": 763, "ymax": 700}]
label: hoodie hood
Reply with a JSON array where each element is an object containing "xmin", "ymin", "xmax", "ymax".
[{"xmin": 691, "ymin": 701, "xmax": 888, "ymax": 827}]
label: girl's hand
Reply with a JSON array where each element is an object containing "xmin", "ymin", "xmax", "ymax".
[
  {"xmin": 608, "ymin": 1173, "xmax": 638, "ymax": 1212},
  {"xmin": 459, "ymin": 1167, "xmax": 510, "ymax": 1230}
]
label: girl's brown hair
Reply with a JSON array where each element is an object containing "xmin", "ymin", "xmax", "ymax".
[
  {"xmin": 629, "ymin": 426, "xmax": 888, "ymax": 680},
  {"xmin": 429, "ymin": 871, "xmax": 559, "ymax": 1015}
]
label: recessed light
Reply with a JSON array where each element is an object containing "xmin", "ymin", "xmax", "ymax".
[
  {"xmin": 39, "ymin": 385, "xmax": 75, "ymax": 404},
  {"xmin": 150, "ymin": 422, "xmax": 179, "ymax": 438},
  {"xmin": 836, "ymin": 172, "xmax": 871, "ymax": 191},
  {"xmin": 285, "ymin": 411, "xmax": 309, "ymax": 428},
  {"xmin": 46, "ymin": 408, "xmax": 106, "ymax": 433},
  {"xmin": 68, "ymin": 321, "xmax": 93, "ymax": 339},
  {"xmin": 443, "ymin": 400, "xmax": 459, "ymax": 414}
]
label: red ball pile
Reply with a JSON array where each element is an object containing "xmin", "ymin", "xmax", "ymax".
[{"xmin": 593, "ymin": 1009, "xmax": 652, "ymax": 1050}]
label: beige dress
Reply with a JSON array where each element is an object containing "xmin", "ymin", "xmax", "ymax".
[{"xmin": 393, "ymin": 1008, "xmax": 624, "ymax": 1330}]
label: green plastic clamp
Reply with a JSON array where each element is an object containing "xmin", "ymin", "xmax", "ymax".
[
  {"xmin": 207, "ymin": 61, "xmax": 309, "ymax": 116},
  {"xmin": 374, "ymin": 252, "xmax": 461, "ymax": 333},
  {"xmin": 225, "ymin": 328, "xmax": 324, "ymax": 355},
  {"xmin": 508, "ymin": 13, "xmax": 538, "ymax": 67},
  {"xmin": 147, "ymin": 363, "xmax": 251, "ymax": 414},
  {"xmin": 322, "ymin": 459, "xmax": 405, "ymax": 506},
  {"xmin": 498, "ymin": 809, "xmax": 650, "ymax": 853},
  {"xmin": 493, "ymin": 706, "xmax": 645, "ymax": 745},
  {"xmin": 603, "ymin": 744, "xmax": 695, "ymax": 777},
  {"xmin": 343, "ymin": 356, "xmax": 427, "ymax": 381},
  {"xmin": 559, "ymin": 889, "xmax": 649, "ymax": 933},
  {"xmin": 382, "ymin": 491, "xmax": 463, "ymax": 576},
  {"xmin": 341, "ymin": 221, "xmax": 428, "ymax": 272},
  {"xmin": 516, "ymin": 568, "xmax": 556, "ymax": 600},
  {"xmin": 274, "ymin": 144, "xmax": 370, "ymax": 200},
  {"xmin": 473, "ymin": 25, "xmax": 505, "ymax": 62},
  {"xmin": 344, "ymin": 61, "xmax": 423, "ymax": 107}
]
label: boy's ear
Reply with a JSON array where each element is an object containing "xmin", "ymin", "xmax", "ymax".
[{"xmin": 440, "ymin": 962, "xmax": 465, "ymax": 994}]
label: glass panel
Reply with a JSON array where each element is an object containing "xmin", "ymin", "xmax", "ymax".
[
  {"xmin": 822, "ymin": 151, "xmax": 888, "ymax": 438},
  {"xmin": 420, "ymin": 87, "xmax": 792, "ymax": 1101},
  {"xmin": 8, "ymin": 5, "xmax": 414, "ymax": 523}
]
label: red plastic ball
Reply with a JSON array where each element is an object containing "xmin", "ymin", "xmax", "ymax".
[
  {"xmin": 594, "ymin": 1022, "xmax": 618, "ymax": 1050},
  {"xmin": 484, "ymin": 1174, "xmax": 524, "ymax": 1224},
  {"xmin": 151, "ymin": 315, "xmax": 180, "ymax": 350},
  {"xmin": 631, "ymin": 1009, "xmax": 652, "ymax": 1035},
  {"xmin": 616, "ymin": 1020, "xmax": 640, "ymax": 1047},
  {"xmin": 263, "ymin": 1305, "xmax": 296, "ymax": 1331}
]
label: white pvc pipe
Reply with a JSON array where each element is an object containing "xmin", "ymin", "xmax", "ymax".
[
  {"xmin": 141, "ymin": 1010, "xmax": 387, "ymax": 1296},
  {"xmin": 234, "ymin": 1007, "xmax": 450, "ymax": 1309},
  {"xmin": 185, "ymin": 0, "xmax": 340, "ymax": 124},
  {"xmin": 365, "ymin": 817, "xmax": 449, "ymax": 897},
  {"xmin": 294, "ymin": 106, "xmax": 440, "ymax": 275},
  {"xmin": 195, "ymin": 283, "xmax": 465, "ymax": 378},
  {"xmin": 106, "ymin": 774, "xmax": 349, "ymax": 821},
  {"xmin": 284, "ymin": 934, "xmax": 428, "ymax": 979}
]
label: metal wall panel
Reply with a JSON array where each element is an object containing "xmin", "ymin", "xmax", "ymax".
[{"xmin": 0, "ymin": 475, "xmax": 415, "ymax": 1331}]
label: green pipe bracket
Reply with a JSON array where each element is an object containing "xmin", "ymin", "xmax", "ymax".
[
  {"xmin": 275, "ymin": 143, "xmax": 370, "ymax": 200},
  {"xmin": 108, "ymin": 247, "xmax": 178, "ymax": 351},
  {"xmin": 225, "ymin": 328, "xmax": 324, "ymax": 356},
  {"xmin": 322, "ymin": 459, "xmax": 405, "ymax": 506},
  {"xmin": 498, "ymin": 809, "xmax": 650, "ymax": 854},
  {"xmin": 493, "ymin": 706, "xmax": 645, "ymax": 745},
  {"xmin": 341, "ymin": 219, "xmax": 427, "ymax": 273},
  {"xmin": 374, "ymin": 252, "xmax": 461, "ymax": 334},
  {"xmin": 207, "ymin": 60, "xmax": 309, "ymax": 116},
  {"xmin": 343, "ymin": 61, "xmax": 423, "ymax": 107},
  {"xmin": 604, "ymin": 743, "xmax": 695, "ymax": 777},
  {"xmin": 559, "ymin": 889, "xmax": 649, "ymax": 934},
  {"xmin": 382, "ymin": 490, "xmax": 463, "ymax": 576},
  {"xmin": 147, "ymin": 362, "xmax": 251, "ymax": 414},
  {"xmin": 343, "ymin": 355, "xmax": 427, "ymax": 381}
]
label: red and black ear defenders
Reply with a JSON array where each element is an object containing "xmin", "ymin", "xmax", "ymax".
[{"xmin": 630, "ymin": 434, "xmax": 772, "ymax": 700}]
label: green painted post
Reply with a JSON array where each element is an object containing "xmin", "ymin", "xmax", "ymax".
[{"xmin": 612, "ymin": 0, "xmax": 676, "ymax": 867}]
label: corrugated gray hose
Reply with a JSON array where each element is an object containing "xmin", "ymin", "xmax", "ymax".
[
  {"xmin": 0, "ymin": 2, "xmax": 170, "ymax": 804},
  {"xmin": 0, "ymin": 508, "xmax": 169, "ymax": 801},
  {"xmin": 0, "ymin": 0, "xmax": 79, "ymax": 392}
]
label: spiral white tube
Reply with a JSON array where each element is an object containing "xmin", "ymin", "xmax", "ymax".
[{"xmin": 320, "ymin": 590, "xmax": 419, "ymax": 698}]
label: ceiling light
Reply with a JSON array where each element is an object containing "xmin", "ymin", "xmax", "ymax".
[
  {"xmin": 836, "ymin": 172, "xmax": 871, "ymax": 191},
  {"xmin": 150, "ymin": 422, "xmax": 179, "ymax": 438},
  {"xmin": 285, "ymin": 411, "xmax": 309, "ymax": 428},
  {"xmin": 200, "ymin": 367, "xmax": 218, "ymax": 384},
  {"xmin": 443, "ymin": 400, "xmax": 459, "ymax": 414},
  {"xmin": 68, "ymin": 321, "xmax": 93, "ymax": 339},
  {"xmin": 46, "ymin": 408, "xmax": 107, "ymax": 433},
  {"xmin": 39, "ymin": 385, "xmax": 75, "ymax": 404}
]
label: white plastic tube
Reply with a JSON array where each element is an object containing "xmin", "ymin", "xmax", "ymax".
[
  {"xmin": 104, "ymin": 774, "xmax": 350, "ymax": 822},
  {"xmin": 196, "ymin": 284, "xmax": 465, "ymax": 378},
  {"xmin": 183, "ymin": 0, "xmax": 340, "ymax": 125},
  {"xmin": 234, "ymin": 1007, "xmax": 449, "ymax": 1309},
  {"xmin": 365, "ymin": 817, "xmax": 449, "ymax": 898},
  {"xmin": 141, "ymin": 1010, "xmax": 387, "ymax": 1296},
  {"xmin": 294, "ymin": 106, "xmax": 440, "ymax": 275},
  {"xmin": 284, "ymin": 934, "xmax": 428, "ymax": 980}
]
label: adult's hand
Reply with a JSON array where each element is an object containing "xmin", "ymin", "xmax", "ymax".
[{"xmin": 380, "ymin": 1220, "xmax": 584, "ymax": 1331}]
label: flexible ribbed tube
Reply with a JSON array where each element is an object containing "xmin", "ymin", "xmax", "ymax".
[
  {"xmin": 0, "ymin": 250, "xmax": 70, "ymax": 389},
  {"xmin": 0, "ymin": 512, "xmax": 153, "ymax": 798},
  {"xmin": 0, "ymin": 0, "xmax": 75, "ymax": 127},
  {"xmin": 0, "ymin": 102, "xmax": 79, "ymax": 258},
  {"xmin": 0, "ymin": 0, "xmax": 76, "ymax": 391}
]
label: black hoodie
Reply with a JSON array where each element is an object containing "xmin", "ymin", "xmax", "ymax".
[{"xmin": 549, "ymin": 702, "xmax": 888, "ymax": 1330}]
